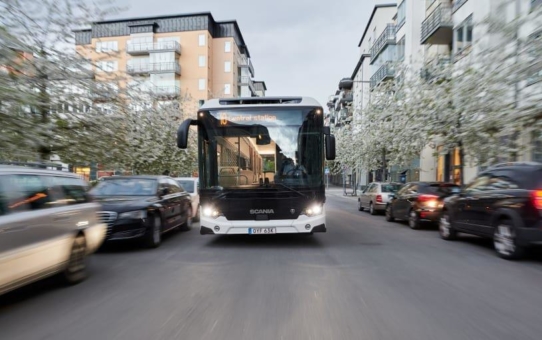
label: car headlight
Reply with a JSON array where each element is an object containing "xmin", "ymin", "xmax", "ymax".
[
  {"xmin": 118, "ymin": 210, "xmax": 147, "ymax": 220},
  {"xmin": 202, "ymin": 206, "xmax": 222, "ymax": 218},
  {"xmin": 302, "ymin": 203, "xmax": 323, "ymax": 217}
]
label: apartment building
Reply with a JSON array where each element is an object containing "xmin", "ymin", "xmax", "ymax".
[{"xmin": 73, "ymin": 12, "xmax": 264, "ymax": 118}]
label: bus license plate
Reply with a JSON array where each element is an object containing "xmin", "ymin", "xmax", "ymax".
[{"xmin": 248, "ymin": 227, "xmax": 276, "ymax": 234}]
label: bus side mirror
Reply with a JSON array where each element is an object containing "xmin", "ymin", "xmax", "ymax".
[
  {"xmin": 177, "ymin": 119, "xmax": 196, "ymax": 149},
  {"xmin": 325, "ymin": 134, "xmax": 336, "ymax": 160}
]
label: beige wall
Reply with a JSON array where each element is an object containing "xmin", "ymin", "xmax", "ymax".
[{"xmin": 211, "ymin": 37, "xmax": 236, "ymax": 98}]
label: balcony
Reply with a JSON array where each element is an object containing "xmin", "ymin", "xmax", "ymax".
[
  {"xmin": 91, "ymin": 86, "xmax": 119, "ymax": 102},
  {"xmin": 238, "ymin": 55, "xmax": 255, "ymax": 77},
  {"xmin": 126, "ymin": 64, "xmax": 150, "ymax": 75},
  {"xmin": 149, "ymin": 62, "xmax": 181, "ymax": 75},
  {"xmin": 152, "ymin": 86, "xmax": 180, "ymax": 99},
  {"xmin": 370, "ymin": 25, "xmax": 396, "ymax": 64},
  {"xmin": 452, "ymin": 0, "xmax": 468, "ymax": 13},
  {"xmin": 238, "ymin": 76, "xmax": 256, "ymax": 93},
  {"xmin": 126, "ymin": 41, "xmax": 181, "ymax": 55},
  {"xmin": 370, "ymin": 63, "xmax": 395, "ymax": 89},
  {"xmin": 421, "ymin": 3, "xmax": 453, "ymax": 45}
]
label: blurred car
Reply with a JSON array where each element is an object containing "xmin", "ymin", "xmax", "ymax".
[
  {"xmin": 173, "ymin": 177, "xmax": 199, "ymax": 221},
  {"xmin": 358, "ymin": 182, "xmax": 402, "ymax": 215},
  {"xmin": 385, "ymin": 181, "xmax": 461, "ymax": 229},
  {"xmin": 0, "ymin": 165, "xmax": 106, "ymax": 296},
  {"xmin": 89, "ymin": 176, "xmax": 193, "ymax": 248},
  {"xmin": 439, "ymin": 162, "xmax": 542, "ymax": 260}
]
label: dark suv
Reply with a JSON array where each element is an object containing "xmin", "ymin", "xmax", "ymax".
[{"xmin": 439, "ymin": 162, "xmax": 542, "ymax": 260}]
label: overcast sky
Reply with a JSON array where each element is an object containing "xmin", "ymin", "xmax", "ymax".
[{"xmin": 113, "ymin": 0, "xmax": 389, "ymax": 110}]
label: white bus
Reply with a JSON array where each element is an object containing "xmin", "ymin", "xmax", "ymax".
[{"xmin": 176, "ymin": 97, "xmax": 336, "ymax": 235}]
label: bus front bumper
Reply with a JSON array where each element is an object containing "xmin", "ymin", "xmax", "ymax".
[{"xmin": 199, "ymin": 214, "xmax": 327, "ymax": 235}]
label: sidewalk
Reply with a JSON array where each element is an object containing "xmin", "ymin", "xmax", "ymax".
[{"xmin": 325, "ymin": 185, "xmax": 358, "ymax": 200}]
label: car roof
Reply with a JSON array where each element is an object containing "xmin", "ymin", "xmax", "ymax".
[
  {"xmin": 174, "ymin": 177, "xmax": 198, "ymax": 181},
  {"xmin": 0, "ymin": 165, "xmax": 81, "ymax": 178}
]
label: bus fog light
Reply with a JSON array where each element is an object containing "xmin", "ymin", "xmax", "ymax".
[
  {"xmin": 305, "ymin": 224, "xmax": 311, "ymax": 230},
  {"xmin": 214, "ymin": 226, "xmax": 220, "ymax": 232}
]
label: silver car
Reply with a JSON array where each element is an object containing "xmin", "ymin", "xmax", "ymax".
[
  {"xmin": 174, "ymin": 177, "xmax": 199, "ymax": 221},
  {"xmin": 0, "ymin": 166, "xmax": 106, "ymax": 295},
  {"xmin": 358, "ymin": 182, "xmax": 403, "ymax": 215}
]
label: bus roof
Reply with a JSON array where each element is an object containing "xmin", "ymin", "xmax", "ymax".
[{"xmin": 199, "ymin": 97, "xmax": 322, "ymax": 111}]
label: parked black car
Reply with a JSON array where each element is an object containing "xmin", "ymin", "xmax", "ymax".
[
  {"xmin": 439, "ymin": 162, "xmax": 542, "ymax": 260},
  {"xmin": 385, "ymin": 181, "xmax": 461, "ymax": 229},
  {"xmin": 89, "ymin": 176, "xmax": 193, "ymax": 248}
]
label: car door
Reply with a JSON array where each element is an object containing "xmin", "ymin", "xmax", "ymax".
[
  {"xmin": 165, "ymin": 179, "xmax": 185, "ymax": 229},
  {"xmin": 157, "ymin": 179, "xmax": 174, "ymax": 230},
  {"xmin": 397, "ymin": 184, "xmax": 418, "ymax": 219},
  {"xmin": 0, "ymin": 173, "xmax": 65, "ymax": 290},
  {"xmin": 457, "ymin": 175, "xmax": 491, "ymax": 233},
  {"xmin": 171, "ymin": 179, "xmax": 192, "ymax": 223},
  {"xmin": 391, "ymin": 184, "xmax": 411, "ymax": 219}
]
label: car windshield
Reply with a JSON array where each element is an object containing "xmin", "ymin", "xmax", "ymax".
[
  {"xmin": 177, "ymin": 180, "xmax": 195, "ymax": 193},
  {"xmin": 381, "ymin": 184, "xmax": 402, "ymax": 193},
  {"xmin": 90, "ymin": 178, "xmax": 157, "ymax": 196}
]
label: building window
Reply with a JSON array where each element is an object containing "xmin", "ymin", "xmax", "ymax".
[
  {"xmin": 224, "ymin": 61, "xmax": 231, "ymax": 73},
  {"xmin": 97, "ymin": 60, "xmax": 117, "ymax": 72},
  {"xmin": 198, "ymin": 55, "xmax": 206, "ymax": 67},
  {"xmin": 198, "ymin": 34, "xmax": 206, "ymax": 46},
  {"xmin": 225, "ymin": 41, "xmax": 232, "ymax": 52},
  {"xmin": 397, "ymin": 1, "xmax": 406, "ymax": 28},
  {"xmin": 198, "ymin": 79, "xmax": 206, "ymax": 91},
  {"xmin": 397, "ymin": 36, "xmax": 406, "ymax": 61},
  {"xmin": 96, "ymin": 41, "xmax": 118, "ymax": 53},
  {"xmin": 454, "ymin": 15, "xmax": 473, "ymax": 54},
  {"xmin": 224, "ymin": 84, "xmax": 231, "ymax": 95}
]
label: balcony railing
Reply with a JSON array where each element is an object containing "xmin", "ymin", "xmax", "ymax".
[
  {"xmin": 149, "ymin": 62, "xmax": 181, "ymax": 75},
  {"xmin": 453, "ymin": 0, "xmax": 468, "ymax": 12},
  {"xmin": 238, "ymin": 55, "xmax": 255, "ymax": 77},
  {"xmin": 421, "ymin": 3, "xmax": 453, "ymax": 45},
  {"xmin": 370, "ymin": 25, "xmax": 396, "ymax": 64},
  {"xmin": 126, "ymin": 64, "xmax": 150, "ymax": 75},
  {"xmin": 152, "ymin": 86, "xmax": 180, "ymax": 98},
  {"xmin": 126, "ymin": 41, "xmax": 181, "ymax": 55},
  {"xmin": 238, "ymin": 76, "xmax": 256, "ymax": 93},
  {"xmin": 370, "ymin": 63, "xmax": 395, "ymax": 89}
]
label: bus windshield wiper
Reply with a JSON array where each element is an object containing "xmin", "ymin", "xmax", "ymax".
[{"xmin": 273, "ymin": 183, "xmax": 308, "ymax": 199}]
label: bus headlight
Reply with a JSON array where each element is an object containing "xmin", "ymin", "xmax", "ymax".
[
  {"xmin": 202, "ymin": 206, "xmax": 221, "ymax": 218},
  {"xmin": 302, "ymin": 204, "xmax": 323, "ymax": 217}
]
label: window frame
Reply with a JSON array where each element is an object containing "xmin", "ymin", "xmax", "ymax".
[
  {"xmin": 224, "ymin": 61, "xmax": 231, "ymax": 73},
  {"xmin": 198, "ymin": 55, "xmax": 206, "ymax": 67},
  {"xmin": 198, "ymin": 34, "xmax": 206, "ymax": 46},
  {"xmin": 198, "ymin": 79, "xmax": 206, "ymax": 91},
  {"xmin": 225, "ymin": 41, "xmax": 232, "ymax": 53}
]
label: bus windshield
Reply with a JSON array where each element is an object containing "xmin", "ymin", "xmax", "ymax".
[{"xmin": 198, "ymin": 108, "xmax": 323, "ymax": 189}]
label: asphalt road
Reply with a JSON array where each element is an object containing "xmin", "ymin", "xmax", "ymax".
[{"xmin": 2, "ymin": 189, "xmax": 542, "ymax": 340}]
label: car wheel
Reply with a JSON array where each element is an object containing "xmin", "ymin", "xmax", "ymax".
[
  {"xmin": 358, "ymin": 200, "xmax": 364, "ymax": 211},
  {"xmin": 385, "ymin": 204, "xmax": 395, "ymax": 222},
  {"xmin": 63, "ymin": 234, "xmax": 88, "ymax": 284},
  {"xmin": 494, "ymin": 219, "xmax": 525, "ymax": 260},
  {"xmin": 369, "ymin": 202, "xmax": 377, "ymax": 215},
  {"xmin": 408, "ymin": 210, "xmax": 421, "ymax": 230},
  {"xmin": 145, "ymin": 214, "xmax": 162, "ymax": 248},
  {"xmin": 180, "ymin": 207, "xmax": 193, "ymax": 231},
  {"xmin": 439, "ymin": 211, "xmax": 457, "ymax": 240}
]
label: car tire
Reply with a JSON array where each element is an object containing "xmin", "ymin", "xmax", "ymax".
[
  {"xmin": 385, "ymin": 204, "xmax": 395, "ymax": 222},
  {"xmin": 145, "ymin": 214, "xmax": 162, "ymax": 248},
  {"xmin": 358, "ymin": 200, "xmax": 364, "ymax": 211},
  {"xmin": 493, "ymin": 219, "xmax": 525, "ymax": 260},
  {"xmin": 408, "ymin": 209, "xmax": 421, "ymax": 230},
  {"xmin": 369, "ymin": 202, "xmax": 377, "ymax": 215},
  {"xmin": 439, "ymin": 211, "xmax": 457, "ymax": 240},
  {"xmin": 180, "ymin": 207, "xmax": 193, "ymax": 231},
  {"xmin": 62, "ymin": 234, "xmax": 88, "ymax": 285}
]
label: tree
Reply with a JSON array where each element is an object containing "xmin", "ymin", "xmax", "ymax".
[{"xmin": 0, "ymin": 0, "xmax": 124, "ymax": 162}]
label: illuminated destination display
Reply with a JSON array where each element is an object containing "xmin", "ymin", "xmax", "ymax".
[{"xmin": 219, "ymin": 113, "xmax": 277, "ymax": 123}]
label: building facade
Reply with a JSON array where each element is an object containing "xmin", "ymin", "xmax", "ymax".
[{"xmin": 74, "ymin": 12, "xmax": 265, "ymax": 119}]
